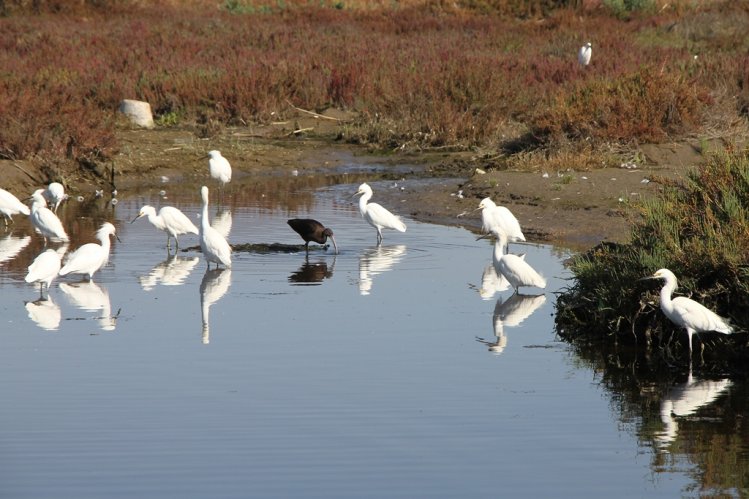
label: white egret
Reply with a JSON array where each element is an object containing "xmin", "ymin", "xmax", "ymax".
[
  {"xmin": 30, "ymin": 189, "xmax": 69, "ymax": 243},
  {"xmin": 354, "ymin": 182, "xmax": 407, "ymax": 244},
  {"xmin": 208, "ymin": 150, "xmax": 232, "ymax": 187},
  {"xmin": 59, "ymin": 222, "xmax": 118, "ymax": 281},
  {"xmin": 489, "ymin": 229, "xmax": 546, "ymax": 293},
  {"xmin": 131, "ymin": 205, "xmax": 198, "ymax": 250},
  {"xmin": 0, "ymin": 187, "xmax": 31, "ymax": 225},
  {"xmin": 25, "ymin": 247, "xmax": 66, "ymax": 295},
  {"xmin": 645, "ymin": 268, "xmax": 734, "ymax": 354},
  {"xmin": 578, "ymin": 42, "xmax": 592, "ymax": 66},
  {"xmin": 475, "ymin": 197, "xmax": 525, "ymax": 248},
  {"xmin": 199, "ymin": 186, "xmax": 232, "ymax": 268},
  {"xmin": 44, "ymin": 182, "xmax": 67, "ymax": 213}
]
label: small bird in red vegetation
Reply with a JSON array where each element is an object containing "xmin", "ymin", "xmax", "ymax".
[
  {"xmin": 287, "ymin": 218, "xmax": 338, "ymax": 254},
  {"xmin": 578, "ymin": 42, "xmax": 592, "ymax": 67}
]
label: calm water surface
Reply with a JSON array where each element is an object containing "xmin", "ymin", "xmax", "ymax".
[{"xmin": 0, "ymin": 176, "xmax": 746, "ymax": 498}]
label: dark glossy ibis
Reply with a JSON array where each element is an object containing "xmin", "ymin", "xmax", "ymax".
[{"xmin": 287, "ymin": 218, "xmax": 338, "ymax": 254}]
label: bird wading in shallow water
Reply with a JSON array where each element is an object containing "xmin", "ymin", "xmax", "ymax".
[
  {"xmin": 131, "ymin": 205, "xmax": 199, "ymax": 251},
  {"xmin": 485, "ymin": 229, "xmax": 545, "ymax": 294},
  {"xmin": 59, "ymin": 222, "xmax": 118, "ymax": 281},
  {"xmin": 25, "ymin": 247, "xmax": 66, "ymax": 296},
  {"xmin": 199, "ymin": 186, "xmax": 232, "ymax": 269},
  {"xmin": 44, "ymin": 182, "xmax": 67, "ymax": 213},
  {"xmin": 287, "ymin": 218, "xmax": 338, "ymax": 254},
  {"xmin": 354, "ymin": 182, "xmax": 406, "ymax": 244},
  {"xmin": 29, "ymin": 189, "xmax": 69, "ymax": 243},
  {"xmin": 0, "ymin": 187, "xmax": 30, "ymax": 226},
  {"xmin": 643, "ymin": 268, "xmax": 734, "ymax": 356},
  {"xmin": 578, "ymin": 42, "xmax": 592, "ymax": 66},
  {"xmin": 207, "ymin": 150, "xmax": 232, "ymax": 189}
]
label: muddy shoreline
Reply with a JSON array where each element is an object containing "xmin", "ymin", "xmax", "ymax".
[{"xmin": 1, "ymin": 124, "xmax": 709, "ymax": 251}]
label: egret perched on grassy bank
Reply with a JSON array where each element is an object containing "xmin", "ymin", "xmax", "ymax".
[
  {"xmin": 644, "ymin": 268, "xmax": 734, "ymax": 355},
  {"xmin": 354, "ymin": 182, "xmax": 406, "ymax": 244}
]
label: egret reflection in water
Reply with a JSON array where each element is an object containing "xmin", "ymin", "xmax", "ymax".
[
  {"xmin": 476, "ymin": 262, "xmax": 512, "ymax": 300},
  {"xmin": 0, "ymin": 233, "xmax": 31, "ymax": 265},
  {"xmin": 200, "ymin": 268, "xmax": 232, "ymax": 345},
  {"xmin": 288, "ymin": 256, "xmax": 335, "ymax": 285},
  {"xmin": 358, "ymin": 244, "xmax": 406, "ymax": 296},
  {"xmin": 211, "ymin": 209, "xmax": 233, "ymax": 241},
  {"xmin": 25, "ymin": 295, "xmax": 61, "ymax": 331},
  {"xmin": 477, "ymin": 293, "xmax": 546, "ymax": 355},
  {"xmin": 656, "ymin": 372, "xmax": 732, "ymax": 448},
  {"xmin": 59, "ymin": 281, "xmax": 117, "ymax": 331},
  {"xmin": 139, "ymin": 254, "xmax": 200, "ymax": 290}
]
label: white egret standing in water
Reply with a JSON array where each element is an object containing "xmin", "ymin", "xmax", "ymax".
[
  {"xmin": 475, "ymin": 197, "xmax": 525, "ymax": 248},
  {"xmin": 488, "ymin": 229, "xmax": 545, "ymax": 294},
  {"xmin": 578, "ymin": 42, "xmax": 592, "ymax": 66},
  {"xmin": 25, "ymin": 247, "xmax": 66, "ymax": 296},
  {"xmin": 30, "ymin": 189, "xmax": 69, "ymax": 243},
  {"xmin": 644, "ymin": 268, "xmax": 734, "ymax": 354},
  {"xmin": 131, "ymin": 205, "xmax": 198, "ymax": 250},
  {"xmin": 0, "ymin": 187, "xmax": 30, "ymax": 225},
  {"xmin": 59, "ymin": 222, "xmax": 118, "ymax": 281},
  {"xmin": 199, "ymin": 186, "xmax": 232, "ymax": 269},
  {"xmin": 354, "ymin": 182, "xmax": 407, "ymax": 244}
]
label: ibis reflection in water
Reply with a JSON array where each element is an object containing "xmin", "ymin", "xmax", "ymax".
[{"xmin": 288, "ymin": 255, "xmax": 335, "ymax": 285}]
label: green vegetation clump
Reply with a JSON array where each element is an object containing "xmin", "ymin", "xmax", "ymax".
[{"xmin": 555, "ymin": 148, "xmax": 749, "ymax": 368}]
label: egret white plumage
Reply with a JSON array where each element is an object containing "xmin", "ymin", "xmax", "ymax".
[
  {"xmin": 25, "ymin": 246, "xmax": 66, "ymax": 295},
  {"xmin": 645, "ymin": 268, "xmax": 734, "ymax": 354},
  {"xmin": 489, "ymin": 229, "xmax": 545, "ymax": 293},
  {"xmin": 44, "ymin": 182, "xmax": 67, "ymax": 213},
  {"xmin": 59, "ymin": 222, "xmax": 118, "ymax": 281},
  {"xmin": 30, "ymin": 189, "xmax": 69, "ymax": 243},
  {"xmin": 354, "ymin": 182, "xmax": 407, "ymax": 244},
  {"xmin": 0, "ymin": 187, "xmax": 31, "ymax": 225},
  {"xmin": 578, "ymin": 42, "xmax": 592, "ymax": 66},
  {"xmin": 199, "ymin": 186, "xmax": 232, "ymax": 268},
  {"xmin": 208, "ymin": 150, "xmax": 232, "ymax": 187},
  {"xmin": 131, "ymin": 205, "xmax": 198, "ymax": 250},
  {"xmin": 475, "ymin": 197, "xmax": 525, "ymax": 248}
]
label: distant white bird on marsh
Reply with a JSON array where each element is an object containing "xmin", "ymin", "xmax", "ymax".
[
  {"xmin": 208, "ymin": 150, "xmax": 232, "ymax": 187},
  {"xmin": 131, "ymin": 205, "xmax": 198, "ymax": 250},
  {"xmin": 643, "ymin": 268, "xmax": 734, "ymax": 354},
  {"xmin": 0, "ymin": 187, "xmax": 31, "ymax": 225},
  {"xmin": 199, "ymin": 186, "xmax": 232, "ymax": 269},
  {"xmin": 59, "ymin": 222, "xmax": 118, "ymax": 281},
  {"xmin": 578, "ymin": 42, "xmax": 592, "ymax": 66},
  {"xmin": 354, "ymin": 182, "xmax": 407, "ymax": 244},
  {"xmin": 30, "ymin": 189, "xmax": 68, "ymax": 243}
]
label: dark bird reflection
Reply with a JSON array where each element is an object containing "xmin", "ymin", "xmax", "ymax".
[
  {"xmin": 25, "ymin": 295, "xmax": 61, "ymax": 331},
  {"xmin": 59, "ymin": 281, "xmax": 117, "ymax": 331},
  {"xmin": 477, "ymin": 293, "xmax": 546, "ymax": 355},
  {"xmin": 358, "ymin": 244, "xmax": 406, "ymax": 296},
  {"xmin": 656, "ymin": 371, "xmax": 732, "ymax": 448},
  {"xmin": 200, "ymin": 268, "xmax": 232, "ymax": 345},
  {"xmin": 288, "ymin": 255, "xmax": 335, "ymax": 285},
  {"xmin": 139, "ymin": 254, "xmax": 200, "ymax": 290},
  {"xmin": 0, "ymin": 233, "xmax": 31, "ymax": 265}
]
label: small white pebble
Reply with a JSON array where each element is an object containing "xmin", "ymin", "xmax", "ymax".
[
  {"xmin": 77, "ymin": 195, "xmax": 84, "ymax": 202},
  {"xmin": 641, "ymin": 179, "xmax": 650, "ymax": 184},
  {"xmin": 95, "ymin": 190, "xmax": 104, "ymax": 198},
  {"xmin": 291, "ymin": 169, "xmax": 299, "ymax": 176},
  {"xmin": 581, "ymin": 176, "xmax": 588, "ymax": 180},
  {"xmin": 159, "ymin": 190, "xmax": 167, "ymax": 197},
  {"xmin": 618, "ymin": 197, "xmax": 624, "ymax": 202},
  {"xmin": 160, "ymin": 176, "xmax": 169, "ymax": 183},
  {"xmin": 111, "ymin": 198, "xmax": 118, "ymax": 206},
  {"xmin": 542, "ymin": 172, "xmax": 550, "ymax": 178},
  {"xmin": 111, "ymin": 189, "xmax": 118, "ymax": 196},
  {"xmin": 475, "ymin": 168, "xmax": 486, "ymax": 175}
]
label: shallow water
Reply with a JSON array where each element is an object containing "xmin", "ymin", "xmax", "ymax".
[{"xmin": 0, "ymin": 178, "xmax": 747, "ymax": 498}]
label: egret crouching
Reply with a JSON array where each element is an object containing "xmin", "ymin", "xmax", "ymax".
[
  {"xmin": 131, "ymin": 205, "xmax": 199, "ymax": 250},
  {"xmin": 490, "ymin": 229, "xmax": 545, "ymax": 294},
  {"xmin": 287, "ymin": 218, "xmax": 338, "ymax": 254},
  {"xmin": 644, "ymin": 268, "xmax": 734, "ymax": 355},
  {"xmin": 199, "ymin": 186, "xmax": 232, "ymax": 269},
  {"xmin": 354, "ymin": 182, "xmax": 406, "ymax": 244}
]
